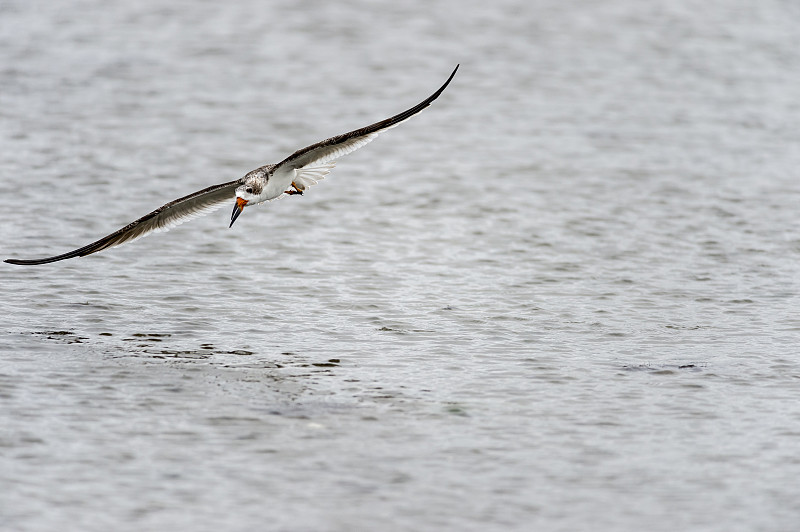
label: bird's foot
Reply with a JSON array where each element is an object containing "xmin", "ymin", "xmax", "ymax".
[{"xmin": 285, "ymin": 182, "xmax": 304, "ymax": 195}]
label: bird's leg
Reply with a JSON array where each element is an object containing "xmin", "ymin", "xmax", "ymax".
[{"xmin": 285, "ymin": 182, "xmax": 304, "ymax": 195}]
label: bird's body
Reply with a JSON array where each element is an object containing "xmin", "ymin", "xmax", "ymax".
[{"xmin": 5, "ymin": 65, "xmax": 459, "ymax": 266}]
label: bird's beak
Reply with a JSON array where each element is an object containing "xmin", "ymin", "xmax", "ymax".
[{"xmin": 230, "ymin": 197, "xmax": 248, "ymax": 227}]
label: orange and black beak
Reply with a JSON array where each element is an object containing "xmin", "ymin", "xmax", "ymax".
[{"xmin": 230, "ymin": 197, "xmax": 248, "ymax": 227}]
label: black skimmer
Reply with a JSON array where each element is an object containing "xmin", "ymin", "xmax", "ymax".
[{"xmin": 5, "ymin": 65, "xmax": 459, "ymax": 265}]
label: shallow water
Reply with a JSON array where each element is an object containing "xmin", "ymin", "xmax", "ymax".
[{"xmin": 2, "ymin": 0, "xmax": 800, "ymax": 530}]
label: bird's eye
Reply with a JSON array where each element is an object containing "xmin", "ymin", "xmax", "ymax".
[{"xmin": 245, "ymin": 187, "xmax": 253, "ymax": 194}]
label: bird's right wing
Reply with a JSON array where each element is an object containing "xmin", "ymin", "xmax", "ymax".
[{"xmin": 5, "ymin": 179, "xmax": 241, "ymax": 265}]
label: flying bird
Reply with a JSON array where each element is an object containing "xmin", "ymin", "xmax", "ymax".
[{"xmin": 5, "ymin": 65, "xmax": 459, "ymax": 265}]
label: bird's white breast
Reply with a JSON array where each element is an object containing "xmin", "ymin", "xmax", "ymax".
[{"xmin": 261, "ymin": 166, "xmax": 295, "ymax": 202}]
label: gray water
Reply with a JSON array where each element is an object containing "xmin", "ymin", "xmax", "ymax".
[{"xmin": 2, "ymin": 0, "xmax": 800, "ymax": 530}]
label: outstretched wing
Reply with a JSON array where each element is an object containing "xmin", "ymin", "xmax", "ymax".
[
  {"xmin": 274, "ymin": 65, "xmax": 459, "ymax": 182},
  {"xmin": 5, "ymin": 179, "xmax": 241, "ymax": 265},
  {"xmin": 5, "ymin": 66, "xmax": 459, "ymax": 265}
]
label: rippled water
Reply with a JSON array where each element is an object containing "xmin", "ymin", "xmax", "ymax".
[{"xmin": 2, "ymin": 1, "xmax": 800, "ymax": 530}]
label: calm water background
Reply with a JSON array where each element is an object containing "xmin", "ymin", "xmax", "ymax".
[{"xmin": 2, "ymin": 0, "xmax": 800, "ymax": 530}]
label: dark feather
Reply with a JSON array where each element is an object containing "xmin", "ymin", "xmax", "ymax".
[{"xmin": 5, "ymin": 180, "xmax": 241, "ymax": 265}]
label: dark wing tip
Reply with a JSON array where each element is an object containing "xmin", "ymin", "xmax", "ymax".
[
  {"xmin": 5, "ymin": 252, "xmax": 83, "ymax": 266},
  {"xmin": 6, "ymin": 259, "xmax": 42, "ymax": 265},
  {"xmin": 6, "ymin": 258, "xmax": 46, "ymax": 265},
  {"xmin": 447, "ymin": 64, "xmax": 460, "ymax": 85},
  {"xmin": 5, "ymin": 242, "xmax": 101, "ymax": 265},
  {"xmin": 422, "ymin": 64, "xmax": 459, "ymax": 105}
]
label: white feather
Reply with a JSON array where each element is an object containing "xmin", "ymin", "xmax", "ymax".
[{"xmin": 293, "ymin": 162, "xmax": 336, "ymax": 190}]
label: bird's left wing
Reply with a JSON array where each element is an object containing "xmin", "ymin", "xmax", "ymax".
[
  {"xmin": 274, "ymin": 65, "xmax": 459, "ymax": 189},
  {"xmin": 5, "ymin": 179, "xmax": 241, "ymax": 265}
]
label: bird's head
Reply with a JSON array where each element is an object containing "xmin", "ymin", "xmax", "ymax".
[{"xmin": 231, "ymin": 176, "xmax": 264, "ymax": 227}]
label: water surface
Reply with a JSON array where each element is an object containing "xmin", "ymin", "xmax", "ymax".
[{"xmin": 2, "ymin": 1, "xmax": 800, "ymax": 530}]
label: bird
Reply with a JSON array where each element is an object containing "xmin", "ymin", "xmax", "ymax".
[{"xmin": 5, "ymin": 65, "xmax": 459, "ymax": 266}]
